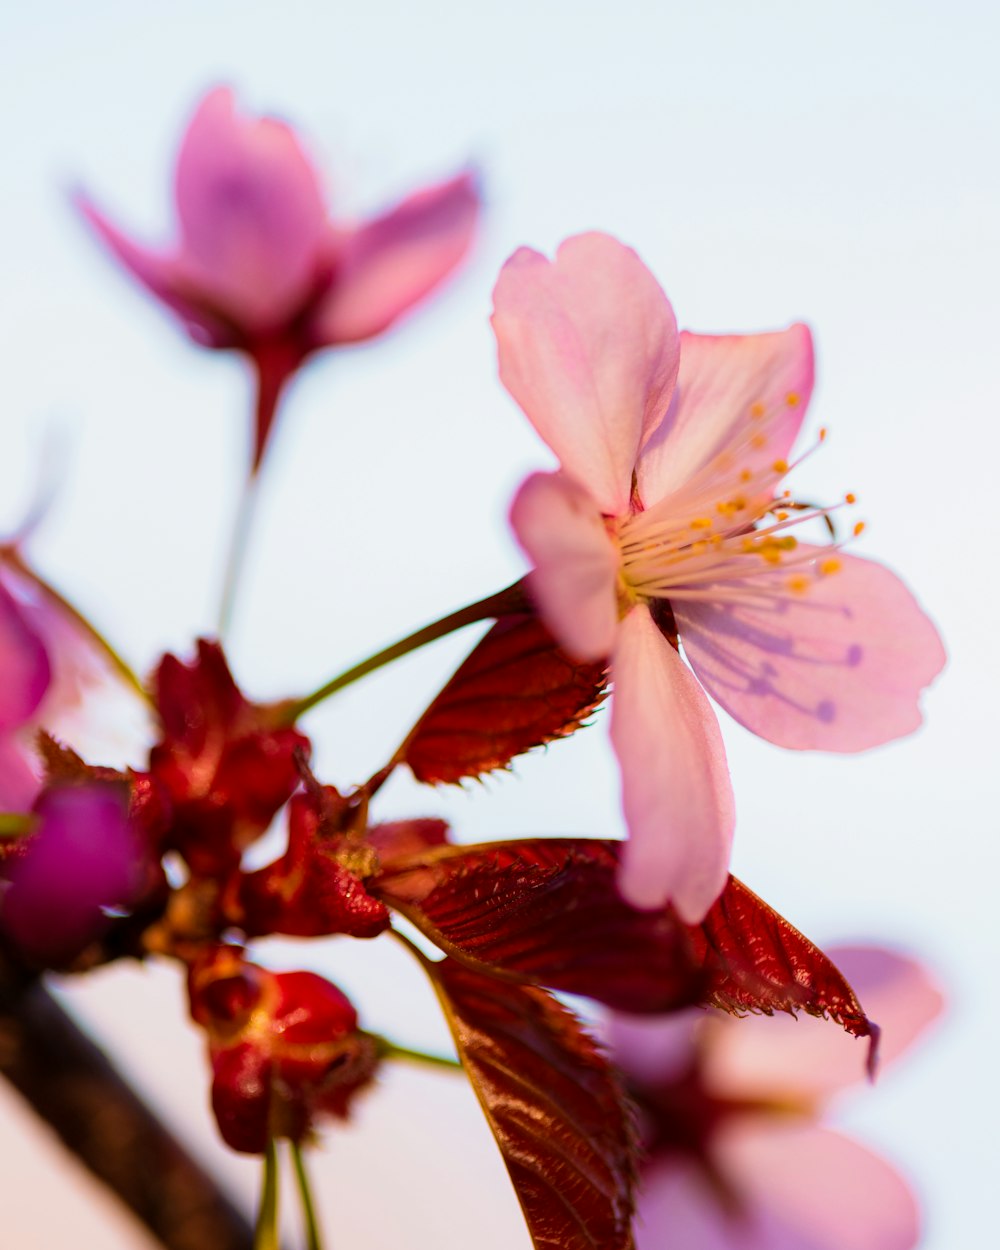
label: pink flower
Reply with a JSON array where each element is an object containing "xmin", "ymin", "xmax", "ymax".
[
  {"xmin": 77, "ymin": 86, "xmax": 480, "ymax": 468},
  {"xmin": 1, "ymin": 782, "xmax": 142, "ymax": 965},
  {"xmin": 0, "ymin": 577, "xmax": 52, "ymax": 810},
  {"xmin": 609, "ymin": 946, "xmax": 944, "ymax": 1250},
  {"xmin": 493, "ymin": 233, "xmax": 945, "ymax": 920}
]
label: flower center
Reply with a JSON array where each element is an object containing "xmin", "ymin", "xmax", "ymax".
[{"xmin": 616, "ymin": 425, "xmax": 859, "ymax": 611}]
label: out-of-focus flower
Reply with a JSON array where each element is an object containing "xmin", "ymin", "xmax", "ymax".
[
  {"xmin": 609, "ymin": 946, "xmax": 943, "ymax": 1250},
  {"xmin": 78, "ymin": 86, "xmax": 480, "ymax": 467},
  {"xmin": 188, "ymin": 946, "xmax": 379, "ymax": 1154},
  {"xmin": 0, "ymin": 781, "xmax": 142, "ymax": 965},
  {"xmin": 0, "ymin": 578, "xmax": 51, "ymax": 810},
  {"xmin": 493, "ymin": 232, "xmax": 945, "ymax": 920}
]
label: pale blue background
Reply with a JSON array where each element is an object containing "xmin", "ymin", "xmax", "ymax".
[{"xmin": 0, "ymin": 2, "xmax": 997, "ymax": 1247}]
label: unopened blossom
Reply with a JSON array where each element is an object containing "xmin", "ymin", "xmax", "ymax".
[
  {"xmin": 78, "ymin": 86, "xmax": 480, "ymax": 467},
  {"xmin": 493, "ymin": 232, "xmax": 945, "ymax": 920},
  {"xmin": 609, "ymin": 945, "xmax": 943, "ymax": 1250}
]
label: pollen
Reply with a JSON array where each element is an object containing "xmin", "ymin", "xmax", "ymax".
[
  {"xmin": 787, "ymin": 575, "xmax": 810, "ymax": 593},
  {"xmin": 751, "ymin": 433, "xmax": 767, "ymax": 449},
  {"xmin": 845, "ymin": 492, "xmax": 857, "ymax": 504},
  {"xmin": 819, "ymin": 426, "xmax": 828, "ymax": 441},
  {"xmin": 690, "ymin": 517, "xmax": 714, "ymax": 530},
  {"xmin": 853, "ymin": 521, "xmax": 866, "ymax": 537},
  {"xmin": 740, "ymin": 469, "xmax": 753, "ymax": 482},
  {"xmin": 819, "ymin": 558, "xmax": 842, "ymax": 576},
  {"xmin": 786, "ymin": 392, "xmax": 801, "ymax": 407},
  {"xmin": 750, "ymin": 401, "xmax": 766, "ymax": 418},
  {"xmin": 772, "ymin": 459, "xmax": 789, "ymax": 474}
]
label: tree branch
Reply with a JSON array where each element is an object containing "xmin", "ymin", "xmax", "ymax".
[{"xmin": 0, "ymin": 959, "xmax": 253, "ymax": 1250}]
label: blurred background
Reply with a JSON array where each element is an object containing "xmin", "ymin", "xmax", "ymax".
[{"xmin": 1, "ymin": 1, "xmax": 997, "ymax": 1246}]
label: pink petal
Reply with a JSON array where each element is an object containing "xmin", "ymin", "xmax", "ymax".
[
  {"xmin": 604, "ymin": 1011, "xmax": 700, "ymax": 1088},
  {"xmin": 0, "ymin": 737, "xmax": 41, "ymax": 811},
  {"xmin": 509, "ymin": 471, "xmax": 619, "ymax": 661},
  {"xmin": 635, "ymin": 1155, "xmax": 742, "ymax": 1250},
  {"xmin": 74, "ymin": 192, "xmax": 233, "ymax": 347},
  {"xmin": 0, "ymin": 581, "xmax": 51, "ymax": 731},
  {"xmin": 675, "ymin": 550, "xmax": 945, "ymax": 751},
  {"xmin": 313, "ymin": 171, "xmax": 479, "ymax": 345},
  {"xmin": 1, "ymin": 783, "xmax": 140, "ymax": 964},
  {"xmin": 492, "ymin": 233, "xmax": 680, "ymax": 515},
  {"xmin": 611, "ymin": 607, "xmax": 734, "ymax": 922},
  {"xmin": 702, "ymin": 946, "xmax": 943, "ymax": 1105},
  {"xmin": 714, "ymin": 1123, "xmax": 920, "ymax": 1250},
  {"xmin": 637, "ymin": 326, "xmax": 813, "ymax": 507},
  {"xmin": 174, "ymin": 87, "xmax": 327, "ymax": 332}
]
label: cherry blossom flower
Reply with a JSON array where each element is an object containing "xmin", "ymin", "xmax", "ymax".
[
  {"xmin": 1, "ymin": 782, "xmax": 142, "ymax": 965},
  {"xmin": 609, "ymin": 945, "xmax": 944, "ymax": 1250},
  {"xmin": 493, "ymin": 232, "xmax": 945, "ymax": 920},
  {"xmin": 0, "ymin": 577, "xmax": 51, "ymax": 809},
  {"xmin": 77, "ymin": 86, "xmax": 480, "ymax": 467}
]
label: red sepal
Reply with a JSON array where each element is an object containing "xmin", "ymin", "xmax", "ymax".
[
  {"xmin": 189, "ymin": 947, "xmax": 378, "ymax": 1154},
  {"xmin": 229, "ymin": 786, "xmax": 390, "ymax": 939},
  {"xmin": 148, "ymin": 641, "xmax": 309, "ymax": 875},
  {"xmin": 425, "ymin": 958, "xmax": 636, "ymax": 1250},
  {"xmin": 404, "ymin": 615, "xmax": 607, "ymax": 784}
]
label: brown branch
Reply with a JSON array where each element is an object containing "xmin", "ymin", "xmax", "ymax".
[{"xmin": 0, "ymin": 958, "xmax": 253, "ymax": 1250}]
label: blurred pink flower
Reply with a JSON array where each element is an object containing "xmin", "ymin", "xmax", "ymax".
[
  {"xmin": 1, "ymin": 782, "xmax": 141, "ymax": 965},
  {"xmin": 0, "ymin": 578, "xmax": 52, "ymax": 809},
  {"xmin": 610, "ymin": 946, "xmax": 944, "ymax": 1250},
  {"xmin": 77, "ymin": 86, "xmax": 481, "ymax": 467},
  {"xmin": 493, "ymin": 232, "xmax": 945, "ymax": 920}
]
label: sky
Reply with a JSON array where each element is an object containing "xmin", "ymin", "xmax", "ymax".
[{"xmin": 1, "ymin": 2, "xmax": 998, "ymax": 1247}]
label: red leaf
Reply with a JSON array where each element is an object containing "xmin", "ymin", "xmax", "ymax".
[
  {"xmin": 426, "ymin": 959, "xmax": 636, "ymax": 1250},
  {"xmin": 375, "ymin": 839, "xmax": 699, "ymax": 1013},
  {"xmin": 376, "ymin": 839, "xmax": 875, "ymax": 1044},
  {"xmin": 404, "ymin": 615, "xmax": 607, "ymax": 784},
  {"xmin": 694, "ymin": 875, "xmax": 874, "ymax": 1043}
]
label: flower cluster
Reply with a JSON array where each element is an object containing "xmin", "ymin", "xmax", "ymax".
[{"xmin": 0, "ymin": 87, "xmax": 945, "ymax": 1250}]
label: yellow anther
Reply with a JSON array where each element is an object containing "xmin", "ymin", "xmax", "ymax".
[
  {"xmin": 786, "ymin": 392, "xmax": 800, "ymax": 407},
  {"xmin": 819, "ymin": 426, "xmax": 828, "ymax": 441},
  {"xmin": 740, "ymin": 468, "xmax": 753, "ymax": 482},
  {"xmin": 691, "ymin": 540, "xmax": 709, "ymax": 555},
  {"xmin": 819, "ymin": 558, "xmax": 842, "ymax": 576},
  {"xmin": 772, "ymin": 459, "xmax": 789, "ymax": 474},
  {"xmin": 776, "ymin": 510, "xmax": 789, "ymax": 521},
  {"xmin": 690, "ymin": 517, "xmax": 713, "ymax": 530},
  {"xmin": 853, "ymin": 521, "xmax": 866, "ymax": 537},
  {"xmin": 750, "ymin": 402, "xmax": 766, "ymax": 418},
  {"xmin": 787, "ymin": 575, "xmax": 810, "ymax": 593},
  {"xmin": 845, "ymin": 492, "xmax": 857, "ymax": 504},
  {"xmin": 751, "ymin": 433, "xmax": 767, "ymax": 449}
]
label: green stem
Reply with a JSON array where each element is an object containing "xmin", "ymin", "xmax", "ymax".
[
  {"xmin": 217, "ymin": 467, "xmax": 261, "ymax": 641},
  {"xmin": 254, "ymin": 1139, "xmax": 280, "ymax": 1250},
  {"xmin": 289, "ymin": 1141, "xmax": 323, "ymax": 1250},
  {"xmin": 0, "ymin": 813, "xmax": 36, "ymax": 840},
  {"xmin": 281, "ymin": 580, "xmax": 528, "ymax": 723},
  {"xmin": 378, "ymin": 1039, "xmax": 463, "ymax": 1072},
  {"xmin": 0, "ymin": 546, "xmax": 149, "ymax": 704}
]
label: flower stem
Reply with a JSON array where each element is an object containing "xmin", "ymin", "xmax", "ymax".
[
  {"xmin": 289, "ymin": 1141, "xmax": 324, "ymax": 1250},
  {"xmin": 0, "ymin": 545, "xmax": 150, "ymax": 705},
  {"xmin": 217, "ymin": 467, "xmax": 261, "ymax": 641},
  {"xmin": 377, "ymin": 1038, "xmax": 463, "ymax": 1072},
  {"xmin": 281, "ymin": 580, "xmax": 528, "ymax": 723},
  {"xmin": 254, "ymin": 1139, "xmax": 280, "ymax": 1250}
]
